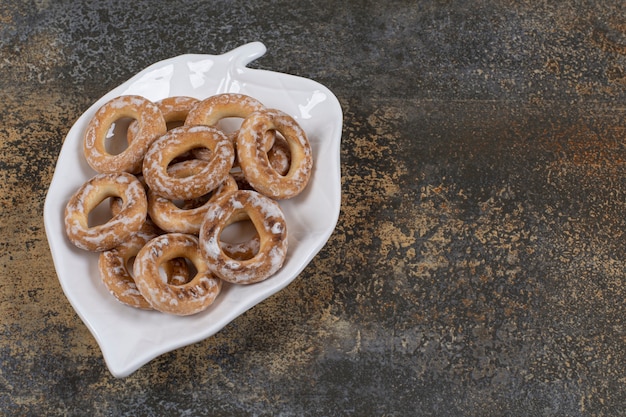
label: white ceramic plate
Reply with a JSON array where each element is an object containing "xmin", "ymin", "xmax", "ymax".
[{"xmin": 43, "ymin": 42, "xmax": 342, "ymax": 378}]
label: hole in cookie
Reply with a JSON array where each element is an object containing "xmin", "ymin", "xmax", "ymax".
[
  {"xmin": 217, "ymin": 117, "xmax": 244, "ymax": 136},
  {"xmin": 126, "ymin": 256, "xmax": 137, "ymax": 278},
  {"xmin": 159, "ymin": 257, "xmax": 195, "ymax": 285},
  {"xmin": 182, "ymin": 258, "xmax": 198, "ymax": 281},
  {"xmin": 87, "ymin": 197, "xmax": 115, "ymax": 227},
  {"xmin": 173, "ymin": 193, "xmax": 212, "ymax": 210},
  {"xmin": 166, "ymin": 120, "xmax": 185, "ymax": 131},
  {"xmin": 267, "ymin": 132, "xmax": 291, "ymax": 177},
  {"xmin": 167, "ymin": 153, "xmax": 210, "ymax": 174},
  {"xmin": 105, "ymin": 117, "xmax": 135, "ymax": 155},
  {"xmin": 188, "ymin": 147, "xmax": 212, "ymax": 163},
  {"xmin": 219, "ymin": 219, "xmax": 260, "ymax": 260},
  {"xmin": 170, "ymin": 199, "xmax": 187, "ymax": 209},
  {"xmin": 221, "ymin": 219, "xmax": 257, "ymax": 244}
]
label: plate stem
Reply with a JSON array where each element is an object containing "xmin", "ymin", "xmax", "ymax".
[{"xmin": 226, "ymin": 42, "xmax": 267, "ymax": 68}]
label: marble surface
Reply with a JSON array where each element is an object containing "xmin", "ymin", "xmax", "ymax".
[{"xmin": 2, "ymin": 0, "xmax": 626, "ymax": 415}]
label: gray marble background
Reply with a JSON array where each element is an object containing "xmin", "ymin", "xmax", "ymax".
[{"xmin": 2, "ymin": 1, "xmax": 626, "ymax": 415}]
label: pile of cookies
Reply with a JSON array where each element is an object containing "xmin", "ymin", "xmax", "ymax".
[{"xmin": 63, "ymin": 93, "xmax": 312, "ymax": 316}]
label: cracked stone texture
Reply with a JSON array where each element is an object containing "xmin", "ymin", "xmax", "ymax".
[{"xmin": 3, "ymin": 0, "xmax": 626, "ymax": 415}]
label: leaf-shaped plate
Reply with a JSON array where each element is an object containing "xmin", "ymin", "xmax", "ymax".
[{"xmin": 43, "ymin": 42, "xmax": 342, "ymax": 377}]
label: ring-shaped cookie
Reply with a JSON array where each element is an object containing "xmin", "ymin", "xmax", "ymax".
[
  {"xmin": 133, "ymin": 233, "xmax": 222, "ymax": 315},
  {"xmin": 142, "ymin": 125, "xmax": 235, "ymax": 201},
  {"xmin": 148, "ymin": 160, "xmax": 239, "ymax": 234},
  {"xmin": 83, "ymin": 95, "xmax": 166, "ymax": 174},
  {"xmin": 64, "ymin": 172, "xmax": 148, "ymax": 251},
  {"xmin": 199, "ymin": 189, "xmax": 288, "ymax": 284},
  {"xmin": 185, "ymin": 93, "xmax": 265, "ymax": 128},
  {"xmin": 236, "ymin": 109, "xmax": 312, "ymax": 199}
]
